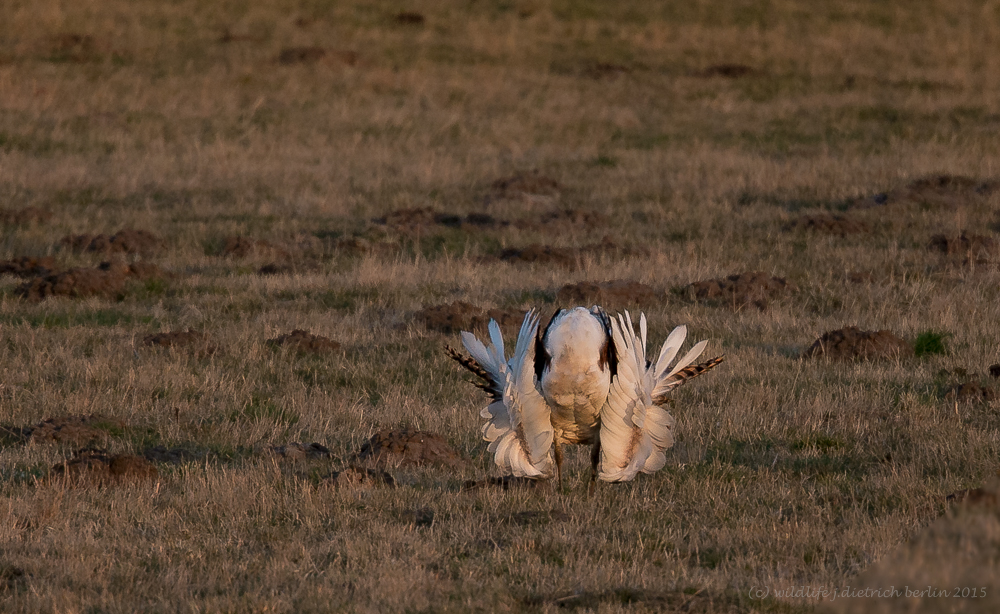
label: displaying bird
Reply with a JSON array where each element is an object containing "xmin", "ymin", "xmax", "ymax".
[{"xmin": 447, "ymin": 306, "xmax": 724, "ymax": 487}]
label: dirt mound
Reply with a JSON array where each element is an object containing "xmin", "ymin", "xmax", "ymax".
[
  {"xmin": 60, "ymin": 229, "xmax": 162, "ymax": 256},
  {"xmin": 268, "ymin": 442, "xmax": 332, "ymax": 461},
  {"xmin": 461, "ymin": 475, "xmax": 543, "ymax": 491},
  {"xmin": 48, "ymin": 448, "xmax": 158, "ymax": 485},
  {"xmin": 277, "ymin": 46, "xmax": 326, "ymax": 64},
  {"xmin": 488, "ymin": 171, "xmax": 561, "ymax": 202},
  {"xmin": 323, "ymin": 465, "xmax": 396, "ymax": 489},
  {"xmin": 357, "ymin": 428, "xmax": 464, "ymax": 468},
  {"xmin": 393, "ymin": 11, "xmax": 425, "ymax": 25},
  {"xmin": 332, "ymin": 235, "xmax": 400, "ymax": 257},
  {"xmin": 688, "ymin": 272, "xmax": 795, "ymax": 309},
  {"xmin": 928, "ymin": 232, "xmax": 997, "ymax": 258},
  {"xmin": 372, "ymin": 208, "xmax": 507, "ymax": 234},
  {"xmin": 556, "ymin": 280, "xmax": 659, "ymax": 308},
  {"xmin": 219, "ymin": 236, "xmax": 290, "ymax": 259},
  {"xmin": 143, "ymin": 329, "xmax": 216, "ymax": 356},
  {"xmin": 416, "ymin": 301, "xmax": 525, "ymax": 334},
  {"xmin": 851, "ymin": 174, "xmax": 999, "ymax": 209},
  {"xmin": 0, "ymin": 256, "xmax": 57, "ymax": 278},
  {"xmin": 498, "ymin": 238, "xmax": 640, "ymax": 268},
  {"xmin": 802, "ymin": 326, "xmax": 913, "ymax": 360},
  {"xmin": 785, "ymin": 213, "xmax": 869, "ymax": 236},
  {"xmin": 0, "ymin": 207, "xmax": 52, "ymax": 225},
  {"xmin": 694, "ymin": 63, "xmax": 757, "ymax": 78},
  {"xmin": 266, "ymin": 330, "xmax": 341, "ymax": 354},
  {"xmin": 513, "ymin": 208, "xmax": 610, "ymax": 233},
  {"xmin": 16, "ymin": 262, "xmax": 169, "ymax": 301},
  {"xmin": 945, "ymin": 382, "xmax": 997, "ymax": 404},
  {"xmin": 27, "ymin": 415, "xmax": 124, "ymax": 446}
]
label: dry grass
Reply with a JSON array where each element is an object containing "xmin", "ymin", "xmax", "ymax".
[{"xmin": 1, "ymin": 0, "xmax": 1000, "ymax": 612}]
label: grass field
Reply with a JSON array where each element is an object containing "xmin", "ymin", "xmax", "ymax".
[{"xmin": 2, "ymin": 1, "xmax": 1000, "ymax": 612}]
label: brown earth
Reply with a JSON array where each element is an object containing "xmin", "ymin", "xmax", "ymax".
[
  {"xmin": 323, "ymin": 465, "xmax": 396, "ymax": 489},
  {"xmin": 851, "ymin": 174, "xmax": 1000, "ymax": 209},
  {"xmin": 143, "ymin": 329, "xmax": 217, "ymax": 356},
  {"xmin": 415, "ymin": 301, "xmax": 526, "ymax": 334},
  {"xmin": 332, "ymin": 235, "xmax": 400, "ymax": 256},
  {"xmin": 785, "ymin": 213, "xmax": 869, "ymax": 236},
  {"xmin": 694, "ymin": 63, "xmax": 757, "ymax": 78},
  {"xmin": 268, "ymin": 442, "xmax": 332, "ymax": 461},
  {"xmin": 0, "ymin": 256, "xmax": 57, "ymax": 278},
  {"xmin": 16, "ymin": 261, "xmax": 170, "ymax": 301},
  {"xmin": 688, "ymin": 271, "xmax": 796, "ymax": 309},
  {"xmin": 513, "ymin": 208, "xmax": 610, "ymax": 233},
  {"xmin": 584, "ymin": 62, "xmax": 631, "ymax": 80},
  {"xmin": 498, "ymin": 237, "xmax": 643, "ymax": 268},
  {"xmin": 356, "ymin": 428, "xmax": 464, "ymax": 468},
  {"xmin": 393, "ymin": 11, "xmax": 425, "ymax": 26},
  {"xmin": 945, "ymin": 382, "xmax": 997, "ymax": 404},
  {"xmin": 266, "ymin": 330, "xmax": 341, "ymax": 354},
  {"xmin": 372, "ymin": 207, "xmax": 508, "ymax": 234},
  {"xmin": 556, "ymin": 280, "xmax": 659, "ymax": 309},
  {"xmin": 27, "ymin": 415, "xmax": 124, "ymax": 446},
  {"xmin": 461, "ymin": 475, "xmax": 543, "ymax": 491},
  {"xmin": 60, "ymin": 229, "xmax": 163, "ymax": 256},
  {"xmin": 486, "ymin": 171, "xmax": 561, "ymax": 203},
  {"xmin": 277, "ymin": 46, "xmax": 326, "ymax": 64},
  {"xmin": 802, "ymin": 326, "xmax": 913, "ymax": 360},
  {"xmin": 48, "ymin": 448, "xmax": 158, "ymax": 485},
  {"xmin": 0, "ymin": 206, "xmax": 52, "ymax": 225},
  {"xmin": 219, "ymin": 236, "xmax": 291, "ymax": 259},
  {"xmin": 928, "ymin": 231, "xmax": 997, "ymax": 257},
  {"xmin": 142, "ymin": 446, "xmax": 209, "ymax": 464}
]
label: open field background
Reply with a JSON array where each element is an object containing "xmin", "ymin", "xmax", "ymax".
[{"xmin": 2, "ymin": 0, "xmax": 1000, "ymax": 612}]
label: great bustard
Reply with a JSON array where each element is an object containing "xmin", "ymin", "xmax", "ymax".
[{"xmin": 447, "ymin": 306, "xmax": 724, "ymax": 487}]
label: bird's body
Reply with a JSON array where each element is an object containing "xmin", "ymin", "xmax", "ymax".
[
  {"xmin": 448, "ymin": 305, "xmax": 724, "ymax": 486},
  {"xmin": 539, "ymin": 307, "xmax": 610, "ymax": 447}
]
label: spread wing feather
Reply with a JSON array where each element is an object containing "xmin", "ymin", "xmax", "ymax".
[
  {"xmin": 460, "ymin": 309, "xmax": 554, "ymax": 478},
  {"xmin": 599, "ymin": 312, "xmax": 716, "ymax": 482}
]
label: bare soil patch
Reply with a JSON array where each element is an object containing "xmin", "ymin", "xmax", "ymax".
[
  {"xmin": 17, "ymin": 261, "xmax": 170, "ymax": 301},
  {"xmin": 0, "ymin": 206, "xmax": 52, "ymax": 225},
  {"xmin": 323, "ymin": 465, "xmax": 396, "ymax": 489},
  {"xmin": 851, "ymin": 174, "xmax": 1000, "ymax": 209},
  {"xmin": 945, "ymin": 382, "xmax": 997, "ymax": 404},
  {"xmin": 219, "ymin": 236, "xmax": 290, "ymax": 259},
  {"xmin": 27, "ymin": 415, "xmax": 124, "ymax": 446},
  {"xmin": 693, "ymin": 63, "xmax": 758, "ymax": 78},
  {"xmin": 461, "ymin": 475, "xmax": 543, "ymax": 491},
  {"xmin": 785, "ymin": 213, "xmax": 869, "ymax": 236},
  {"xmin": 928, "ymin": 232, "xmax": 997, "ymax": 257},
  {"xmin": 556, "ymin": 280, "xmax": 659, "ymax": 309},
  {"xmin": 372, "ymin": 207, "xmax": 507, "ymax": 234},
  {"xmin": 45, "ymin": 33, "xmax": 109, "ymax": 63},
  {"xmin": 277, "ymin": 47, "xmax": 326, "ymax": 64},
  {"xmin": 266, "ymin": 330, "xmax": 341, "ymax": 354},
  {"xmin": 143, "ymin": 329, "xmax": 217, "ymax": 356},
  {"xmin": 486, "ymin": 171, "xmax": 561, "ymax": 203},
  {"xmin": 688, "ymin": 272, "xmax": 795, "ymax": 309},
  {"xmin": 0, "ymin": 256, "xmax": 57, "ymax": 278},
  {"xmin": 802, "ymin": 326, "xmax": 913, "ymax": 360},
  {"xmin": 415, "ymin": 301, "xmax": 525, "ymax": 334},
  {"xmin": 498, "ymin": 237, "xmax": 642, "ymax": 268},
  {"xmin": 268, "ymin": 442, "xmax": 332, "ymax": 461},
  {"xmin": 356, "ymin": 428, "xmax": 464, "ymax": 468},
  {"xmin": 48, "ymin": 448, "xmax": 158, "ymax": 485},
  {"xmin": 393, "ymin": 11, "xmax": 425, "ymax": 26},
  {"xmin": 583, "ymin": 62, "xmax": 632, "ymax": 80},
  {"xmin": 331, "ymin": 235, "xmax": 400, "ymax": 257},
  {"xmin": 60, "ymin": 229, "xmax": 162, "ymax": 256},
  {"xmin": 512, "ymin": 208, "xmax": 610, "ymax": 233}
]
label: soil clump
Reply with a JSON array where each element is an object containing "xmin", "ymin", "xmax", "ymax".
[
  {"xmin": 143, "ymin": 329, "xmax": 217, "ymax": 356},
  {"xmin": 0, "ymin": 256, "xmax": 57, "ymax": 278},
  {"xmin": 356, "ymin": 428, "xmax": 464, "ymax": 468},
  {"xmin": 27, "ymin": 415, "xmax": 124, "ymax": 446},
  {"xmin": 268, "ymin": 442, "xmax": 332, "ymax": 461},
  {"xmin": 266, "ymin": 330, "xmax": 341, "ymax": 354},
  {"xmin": 688, "ymin": 272, "xmax": 795, "ymax": 309},
  {"xmin": 16, "ymin": 261, "xmax": 170, "ymax": 301},
  {"xmin": 323, "ymin": 465, "xmax": 396, "ymax": 489},
  {"xmin": 556, "ymin": 280, "xmax": 659, "ymax": 309},
  {"xmin": 802, "ymin": 326, "xmax": 913, "ymax": 360},
  {"xmin": 416, "ymin": 301, "xmax": 526, "ymax": 335},
  {"xmin": 60, "ymin": 229, "xmax": 162, "ymax": 256},
  {"xmin": 851, "ymin": 174, "xmax": 999, "ymax": 210},
  {"xmin": 785, "ymin": 213, "xmax": 869, "ymax": 236},
  {"xmin": 0, "ymin": 207, "xmax": 52, "ymax": 225},
  {"xmin": 48, "ymin": 448, "xmax": 158, "ymax": 485}
]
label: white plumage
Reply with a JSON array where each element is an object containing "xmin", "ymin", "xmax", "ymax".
[{"xmin": 448, "ymin": 306, "xmax": 724, "ymax": 486}]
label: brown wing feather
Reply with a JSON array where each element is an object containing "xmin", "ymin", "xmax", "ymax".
[
  {"xmin": 445, "ymin": 345, "xmax": 502, "ymax": 400},
  {"xmin": 652, "ymin": 355, "xmax": 725, "ymax": 405}
]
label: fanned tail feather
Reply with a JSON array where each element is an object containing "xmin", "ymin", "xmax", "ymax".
[{"xmin": 652, "ymin": 355, "xmax": 725, "ymax": 405}]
